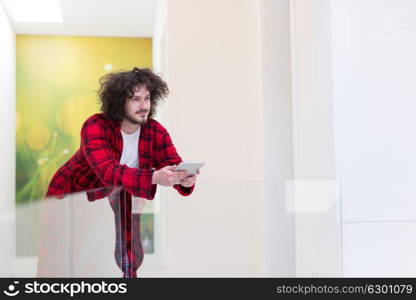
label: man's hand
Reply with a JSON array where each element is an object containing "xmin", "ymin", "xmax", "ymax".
[
  {"xmin": 152, "ymin": 165, "xmax": 189, "ymax": 186},
  {"xmin": 179, "ymin": 170, "xmax": 200, "ymax": 188}
]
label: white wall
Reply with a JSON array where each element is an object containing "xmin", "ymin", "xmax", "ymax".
[
  {"xmin": 0, "ymin": 2, "xmax": 16, "ymax": 277},
  {"xmin": 332, "ymin": 0, "xmax": 416, "ymax": 277},
  {"xmin": 158, "ymin": 0, "xmax": 343, "ymax": 277},
  {"xmin": 289, "ymin": 0, "xmax": 342, "ymax": 277},
  {"xmin": 290, "ymin": 0, "xmax": 336, "ymax": 180},
  {"xmin": 164, "ymin": 0, "xmax": 266, "ymax": 276},
  {"xmin": 261, "ymin": 0, "xmax": 296, "ymax": 277}
]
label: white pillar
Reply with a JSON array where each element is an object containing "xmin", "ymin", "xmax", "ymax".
[
  {"xmin": 165, "ymin": 0, "xmax": 266, "ymax": 276},
  {"xmin": 289, "ymin": 0, "xmax": 342, "ymax": 276},
  {"xmin": 261, "ymin": 0, "xmax": 296, "ymax": 277}
]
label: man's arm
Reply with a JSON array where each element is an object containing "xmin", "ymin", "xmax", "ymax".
[
  {"xmin": 152, "ymin": 127, "xmax": 195, "ymax": 196},
  {"xmin": 81, "ymin": 119, "xmax": 157, "ymax": 200}
]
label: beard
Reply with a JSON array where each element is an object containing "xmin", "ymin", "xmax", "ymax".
[{"xmin": 124, "ymin": 111, "xmax": 149, "ymax": 125}]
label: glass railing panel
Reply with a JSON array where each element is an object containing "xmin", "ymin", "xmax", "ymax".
[{"xmin": 7, "ymin": 179, "xmax": 342, "ymax": 277}]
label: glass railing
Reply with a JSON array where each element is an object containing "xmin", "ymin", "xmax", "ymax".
[{"xmin": 3, "ymin": 179, "xmax": 343, "ymax": 277}]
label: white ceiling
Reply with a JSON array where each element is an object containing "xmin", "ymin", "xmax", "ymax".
[{"xmin": 1, "ymin": 0, "xmax": 157, "ymax": 37}]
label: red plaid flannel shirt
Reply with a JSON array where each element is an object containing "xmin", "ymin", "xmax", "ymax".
[{"xmin": 46, "ymin": 113, "xmax": 194, "ymax": 200}]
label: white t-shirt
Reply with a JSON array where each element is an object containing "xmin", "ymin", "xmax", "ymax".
[
  {"xmin": 120, "ymin": 127, "xmax": 141, "ymax": 168},
  {"xmin": 119, "ymin": 127, "xmax": 145, "ymax": 213}
]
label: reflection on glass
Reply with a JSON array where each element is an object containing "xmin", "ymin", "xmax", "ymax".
[{"xmin": 34, "ymin": 186, "xmax": 155, "ymax": 278}]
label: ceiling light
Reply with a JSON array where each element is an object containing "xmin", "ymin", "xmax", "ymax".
[{"xmin": 1, "ymin": 0, "xmax": 63, "ymax": 23}]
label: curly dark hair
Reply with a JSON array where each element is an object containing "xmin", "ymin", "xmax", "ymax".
[{"xmin": 97, "ymin": 67, "xmax": 169, "ymax": 121}]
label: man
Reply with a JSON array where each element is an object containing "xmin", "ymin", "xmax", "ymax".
[{"xmin": 45, "ymin": 67, "xmax": 199, "ymax": 277}]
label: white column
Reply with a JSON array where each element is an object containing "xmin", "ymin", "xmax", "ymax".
[
  {"xmin": 289, "ymin": 0, "xmax": 342, "ymax": 276},
  {"xmin": 165, "ymin": 0, "xmax": 266, "ymax": 276},
  {"xmin": 261, "ymin": 0, "xmax": 296, "ymax": 277}
]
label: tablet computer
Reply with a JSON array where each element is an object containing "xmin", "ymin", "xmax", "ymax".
[{"xmin": 174, "ymin": 162, "xmax": 205, "ymax": 175}]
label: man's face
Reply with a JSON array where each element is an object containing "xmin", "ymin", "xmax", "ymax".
[{"xmin": 123, "ymin": 85, "xmax": 151, "ymax": 125}]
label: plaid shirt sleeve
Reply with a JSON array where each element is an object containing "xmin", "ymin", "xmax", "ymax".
[
  {"xmin": 153, "ymin": 125, "xmax": 195, "ymax": 196},
  {"xmin": 81, "ymin": 119, "xmax": 157, "ymax": 200}
]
